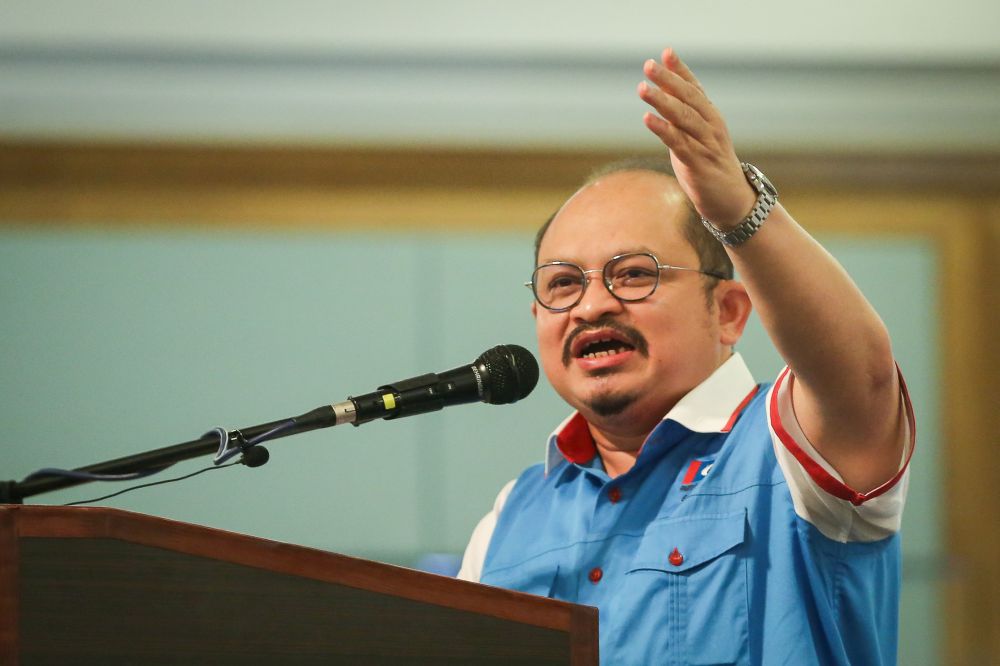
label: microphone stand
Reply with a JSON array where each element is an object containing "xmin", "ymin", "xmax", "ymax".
[{"xmin": 0, "ymin": 407, "xmax": 337, "ymax": 504}]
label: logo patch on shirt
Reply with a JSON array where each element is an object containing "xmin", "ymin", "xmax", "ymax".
[{"xmin": 679, "ymin": 457, "xmax": 715, "ymax": 489}]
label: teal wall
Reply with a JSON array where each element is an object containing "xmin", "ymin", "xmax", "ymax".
[{"xmin": 0, "ymin": 227, "xmax": 940, "ymax": 663}]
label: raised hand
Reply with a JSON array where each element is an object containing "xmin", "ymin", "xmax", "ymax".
[{"xmin": 638, "ymin": 48, "xmax": 756, "ymax": 229}]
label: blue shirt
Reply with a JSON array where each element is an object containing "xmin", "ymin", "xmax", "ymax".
[{"xmin": 463, "ymin": 354, "xmax": 914, "ymax": 666}]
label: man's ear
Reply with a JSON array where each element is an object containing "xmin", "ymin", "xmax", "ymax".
[
  {"xmin": 531, "ymin": 301, "xmax": 538, "ymax": 320},
  {"xmin": 715, "ymin": 281, "xmax": 752, "ymax": 346}
]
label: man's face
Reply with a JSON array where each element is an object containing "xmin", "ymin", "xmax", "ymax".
[{"xmin": 533, "ymin": 171, "xmax": 727, "ymax": 437}]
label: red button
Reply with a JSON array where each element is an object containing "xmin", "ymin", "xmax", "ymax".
[
  {"xmin": 668, "ymin": 548, "xmax": 684, "ymax": 567},
  {"xmin": 608, "ymin": 487, "xmax": 622, "ymax": 503},
  {"xmin": 588, "ymin": 567, "xmax": 603, "ymax": 583}
]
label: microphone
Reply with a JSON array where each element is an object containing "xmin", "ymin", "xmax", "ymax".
[{"xmin": 294, "ymin": 344, "xmax": 539, "ymax": 429}]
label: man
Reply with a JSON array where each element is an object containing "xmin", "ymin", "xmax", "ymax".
[{"xmin": 458, "ymin": 48, "xmax": 913, "ymax": 665}]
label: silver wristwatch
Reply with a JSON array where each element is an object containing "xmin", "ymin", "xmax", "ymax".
[{"xmin": 701, "ymin": 162, "xmax": 778, "ymax": 247}]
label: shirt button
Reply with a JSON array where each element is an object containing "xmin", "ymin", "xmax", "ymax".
[
  {"xmin": 668, "ymin": 547, "xmax": 684, "ymax": 567},
  {"xmin": 588, "ymin": 567, "xmax": 604, "ymax": 584},
  {"xmin": 608, "ymin": 487, "xmax": 622, "ymax": 503}
]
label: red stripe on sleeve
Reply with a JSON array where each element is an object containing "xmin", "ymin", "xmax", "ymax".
[{"xmin": 768, "ymin": 365, "xmax": 916, "ymax": 506}]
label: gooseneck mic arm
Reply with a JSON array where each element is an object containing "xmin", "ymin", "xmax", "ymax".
[{"xmin": 0, "ymin": 344, "xmax": 538, "ymax": 504}]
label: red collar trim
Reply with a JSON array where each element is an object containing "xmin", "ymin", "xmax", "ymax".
[
  {"xmin": 550, "ymin": 384, "xmax": 760, "ymax": 470},
  {"xmin": 545, "ymin": 354, "xmax": 759, "ymax": 474},
  {"xmin": 721, "ymin": 385, "xmax": 761, "ymax": 433},
  {"xmin": 554, "ymin": 412, "xmax": 597, "ymax": 464}
]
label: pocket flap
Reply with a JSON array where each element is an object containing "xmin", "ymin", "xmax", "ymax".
[{"xmin": 630, "ymin": 510, "xmax": 747, "ymax": 574}]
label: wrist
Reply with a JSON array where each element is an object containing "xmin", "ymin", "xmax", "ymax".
[
  {"xmin": 701, "ymin": 162, "xmax": 779, "ymax": 247},
  {"xmin": 715, "ymin": 184, "xmax": 759, "ymax": 231}
]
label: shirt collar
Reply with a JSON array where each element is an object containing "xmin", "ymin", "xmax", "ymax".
[{"xmin": 544, "ymin": 352, "xmax": 759, "ymax": 475}]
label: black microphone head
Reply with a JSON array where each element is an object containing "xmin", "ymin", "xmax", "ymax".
[{"xmin": 476, "ymin": 344, "xmax": 539, "ymax": 404}]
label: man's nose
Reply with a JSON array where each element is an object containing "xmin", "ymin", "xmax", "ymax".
[{"xmin": 572, "ymin": 271, "xmax": 624, "ymax": 321}]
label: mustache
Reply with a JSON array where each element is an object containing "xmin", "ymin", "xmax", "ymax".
[{"xmin": 562, "ymin": 316, "xmax": 650, "ymax": 366}]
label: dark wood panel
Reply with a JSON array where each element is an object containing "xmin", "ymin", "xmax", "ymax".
[
  {"xmin": 11, "ymin": 506, "xmax": 581, "ymax": 633},
  {"xmin": 0, "ymin": 509, "xmax": 19, "ymax": 663},
  {"xmin": 2, "ymin": 506, "xmax": 598, "ymax": 664},
  {"xmin": 18, "ymin": 538, "xmax": 569, "ymax": 664}
]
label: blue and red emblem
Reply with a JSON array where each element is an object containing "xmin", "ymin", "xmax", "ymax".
[{"xmin": 679, "ymin": 457, "xmax": 715, "ymax": 489}]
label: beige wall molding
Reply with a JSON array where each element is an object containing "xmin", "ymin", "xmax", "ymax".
[{"xmin": 1, "ymin": 141, "xmax": 998, "ymax": 227}]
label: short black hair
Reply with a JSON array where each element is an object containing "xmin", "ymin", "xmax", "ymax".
[{"xmin": 533, "ymin": 157, "xmax": 735, "ymax": 289}]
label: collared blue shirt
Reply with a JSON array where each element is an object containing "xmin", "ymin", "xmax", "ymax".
[{"xmin": 468, "ymin": 354, "xmax": 913, "ymax": 666}]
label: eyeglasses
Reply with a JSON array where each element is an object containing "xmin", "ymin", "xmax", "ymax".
[{"xmin": 525, "ymin": 252, "xmax": 728, "ymax": 312}]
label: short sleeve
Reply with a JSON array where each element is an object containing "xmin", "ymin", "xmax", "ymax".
[{"xmin": 767, "ymin": 365, "xmax": 915, "ymax": 543}]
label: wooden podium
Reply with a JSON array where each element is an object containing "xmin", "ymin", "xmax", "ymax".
[{"xmin": 0, "ymin": 505, "xmax": 598, "ymax": 664}]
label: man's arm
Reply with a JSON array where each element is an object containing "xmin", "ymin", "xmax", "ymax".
[{"xmin": 638, "ymin": 48, "xmax": 905, "ymax": 493}]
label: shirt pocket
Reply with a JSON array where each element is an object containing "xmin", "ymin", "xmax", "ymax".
[{"xmin": 623, "ymin": 510, "xmax": 749, "ymax": 666}]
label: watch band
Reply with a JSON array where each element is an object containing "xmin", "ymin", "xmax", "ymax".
[{"xmin": 701, "ymin": 162, "xmax": 778, "ymax": 247}]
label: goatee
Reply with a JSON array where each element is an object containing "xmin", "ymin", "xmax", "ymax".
[{"xmin": 586, "ymin": 391, "xmax": 639, "ymax": 417}]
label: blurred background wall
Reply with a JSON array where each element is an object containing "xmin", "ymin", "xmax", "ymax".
[{"xmin": 1, "ymin": 2, "xmax": 998, "ymax": 664}]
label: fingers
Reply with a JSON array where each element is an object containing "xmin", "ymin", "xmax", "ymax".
[
  {"xmin": 638, "ymin": 48, "xmax": 730, "ymax": 152},
  {"xmin": 637, "ymin": 78, "xmax": 710, "ymax": 144},
  {"xmin": 639, "ymin": 48, "xmax": 748, "ymax": 225},
  {"xmin": 641, "ymin": 109, "xmax": 684, "ymax": 150},
  {"xmin": 638, "ymin": 85, "xmax": 702, "ymax": 154},
  {"xmin": 638, "ymin": 49, "xmax": 720, "ymax": 149},
  {"xmin": 641, "ymin": 57, "xmax": 717, "ymax": 126},
  {"xmin": 661, "ymin": 48, "xmax": 705, "ymax": 93},
  {"xmin": 641, "ymin": 109, "xmax": 712, "ymax": 163}
]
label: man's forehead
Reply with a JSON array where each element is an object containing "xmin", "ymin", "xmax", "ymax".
[
  {"xmin": 567, "ymin": 169, "xmax": 686, "ymax": 206},
  {"xmin": 539, "ymin": 170, "xmax": 692, "ymax": 263}
]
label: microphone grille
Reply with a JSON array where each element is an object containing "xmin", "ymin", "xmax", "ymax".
[{"xmin": 477, "ymin": 344, "xmax": 539, "ymax": 404}]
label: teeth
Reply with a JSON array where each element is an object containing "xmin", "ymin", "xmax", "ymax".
[{"xmin": 583, "ymin": 347, "xmax": 627, "ymax": 359}]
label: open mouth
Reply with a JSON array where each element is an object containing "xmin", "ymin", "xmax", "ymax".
[
  {"xmin": 570, "ymin": 328, "xmax": 640, "ymax": 361},
  {"xmin": 563, "ymin": 320, "xmax": 648, "ymax": 367},
  {"xmin": 577, "ymin": 337, "xmax": 635, "ymax": 359}
]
